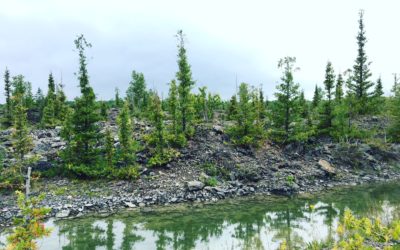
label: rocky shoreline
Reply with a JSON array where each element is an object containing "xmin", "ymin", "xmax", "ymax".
[{"xmin": 1, "ymin": 115, "xmax": 400, "ymax": 232}]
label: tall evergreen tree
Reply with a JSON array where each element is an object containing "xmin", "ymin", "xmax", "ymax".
[
  {"xmin": 63, "ymin": 34, "xmax": 101, "ymax": 166},
  {"xmin": 298, "ymin": 90, "xmax": 308, "ymax": 119},
  {"xmin": 176, "ymin": 30, "xmax": 195, "ymax": 136},
  {"xmin": 320, "ymin": 61, "xmax": 336, "ymax": 133},
  {"xmin": 41, "ymin": 74, "xmax": 57, "ymax": 127},
  {"xmin": 126, "ymin": 71, "xmax": 147, "ymax": 115},
  {"xmin": 4, "ymin": 68, "xmax": 12, "ymax": 126},
  {"xmin": 227, "ymin": 94, "xmax": 238, "ymax": 120},
  {"xmin": 335, "ymin": 73, "xmax": 344, "ymax": 103},
  {"xmin": 373, "ymin": 77, "xmax": 384, "ymax": 98},
  {"xmin": 34, "ymin": 88, "xmax": 45, "ymax": 120},
  {"xmin": 271, "ymin": 57, "xmax": 301, "ymax": 142},
  {"xmin": 348, "ymin": 10, "xmax": 373, "ymax": 113},
  {"xmin": 117, "ymin": 101, "xmax": 136, "ymax": 165},
  {"xmin": 227, "ymin": 83, "xmax": 263, "ymax": 146},
  {"xmin": 115, "ymin": 87, "xmax": 121, "ymax": 108},
  {"xmin": 372, "ymin": 76, "xmax": 385, "ymax": 114},
  {"xmin": 54, "ymin": 82, "xmax": 67, "ymax": 122},
  {"xmin": 312, "ymin": 84, "xmax": 323, "ymax": 109},
  {"xmin": 167, "ymin": 79, "xmax": 184, "ymax": 145},
  {"xmin": 104, "ymin": 128, "xmax": 114, "ymax": 168}
]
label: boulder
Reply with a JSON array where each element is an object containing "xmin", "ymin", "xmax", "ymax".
[
  {"xmin": 318, "ymin": 159, "xmax": 336, "ymax": 175},
  {"xmin": 186, "ymin": 181, "xmax": 205, "ymax": 191},
  {"xmin": 56, "ymin": 209, "xmax": 70, "ymax": 218}
]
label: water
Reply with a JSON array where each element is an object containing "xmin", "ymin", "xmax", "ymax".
[{"xmin": 1, "ymin": 182, "xmax": 400, "ymax": 250}]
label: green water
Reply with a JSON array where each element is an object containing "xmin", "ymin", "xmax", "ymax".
[{"xmin": 1, "ymin": 182, "xmax": 400, "ymax": 250}]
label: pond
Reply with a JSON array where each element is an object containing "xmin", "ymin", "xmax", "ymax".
[{"xmin": 1, "ymin": 182, "xmax": 400, "ymax": 249}]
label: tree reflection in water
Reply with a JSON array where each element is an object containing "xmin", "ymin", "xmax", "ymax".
[{"xmin": 6, "ymin": 182, "xmax": 398, "ymax": 250}]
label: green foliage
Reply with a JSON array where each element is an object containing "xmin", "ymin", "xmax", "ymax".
[
  {"xmin": 201, "ymin": 163, "xmax": 218, "ymax": 176},
  {"xmin": 6, "ymin": 191, "xmax": 52, "ymax": 250},
  {"xmin": 388, "ymin": 93, "xmax": 400, "ymax": 142},
  {"xmin": 110, "ymin": 165, "xmax": 139, "ymax": 180},
  {"xmin": 117, "ymin": 101, "xmax": 137, "ymax": 165},
  {"xmin": 4, "ymin": 67, "xmax": 12, "ymax": 126},
  {"xmin": 271, "ymin": 57, "xmax": 308, "ymax": 143},
  {"xmin": 147, "ymin": 148, "xmax": 180, "ymax": 167},
  {"xmin": 126, "ymin": 70, "xmax": 148, "ymax": 116},
  {"xmin": 204, "ymin": 177, "xmax": 218, "ymax": 187},
  {"xmin": 61, "ymin": 35, "xmax": 102, "ymax": 167},
  {"xmin": 286, "ymin": 175, "xmax": 295, "ymax": 186},
  {"xmin": 176, "ymin": 30, "xmax": 195, "ymax": 136},
  {"xmin": 100, "ymin": 101, "xmax": 108, "ymax": 120},
  {"xmin": 335, "ymin": 73, "xmax": 344, "ymax": 103},
  {"xmin": 167, "ymin": 79, "xmax": 186, "ymax": 147},
  {"xmin": 115, "ymin": 87, "xmax": 122, "ymax": 108},
  {"xmin": 371, "ymin": 76, "xmax": 385, "ymax": 114},
  {"xmin": 227, "ymin": 83, "xmax": 265, "ymax": 147},
  {"xmin": 227, "ymin": 94, "xmax": 238, "ymax": 120},
  {"xmin": 54, "ymin": 83, "xmax": 67, "ymax": 122},
  {"xmin": 348, "ymin": 10, "xmax": 374, "ymax": 115},
  {"xmin": 334, "ymin": 209, "xmax": 400, "ymax": 249},
  {"xmin": 312, "ymin": 84, "xmax": 323, "ymax": 109},
  {"xmin": 104, "ymin": 128, "xmax": 114, "ymax": 168},
  {"xmin": 319, "ymin": 61, "xmax": 336, "ymax": 134}
]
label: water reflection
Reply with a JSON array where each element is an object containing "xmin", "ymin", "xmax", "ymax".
[{"xmin": 1, "ymin": 182, "xmax": 400, "ymax": 250}]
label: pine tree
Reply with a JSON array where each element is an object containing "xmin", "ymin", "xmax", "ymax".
[
  {"xmin": 271, "ymin": 57, "xmax": 301, "ymax": 142},
  {"xmin": 115, "ymin": 87, "xmax": 121, "ymax": 108},
  {"xmin": 126, "ymin": 71, "xmax": 147, "ymax": 115},
  {"xmin": 335, "ymin": 73, "xmax": 344, "ymax": 103},
  {"xmin": 348, "ymin": 10, "xmax": 373, "ymax": 114},
  {"xmin": 4, "ymin": 68, "xmax": 12, "ymax": 126},
  {"xmin": 100, "ymin": 101, "xmax": 108, "ymax": 120},
  {"xmin": 176, "ymin": 30, "xmax": 195, "ymax": 136},
  {"xmin": 372, "ymin": 76, "xmax": 384, "ymax": 114},
  {"xmin": 320, "ymin": 61, "xmax": 336, "ymax": 133},
  {"xmin": 54, "ymin": 83, "xmax": 67, "ymax": 122},
  {"xmin": 389, "ymin": 92, "xmax": 400, "ymax": 142},
  {"xmin": 12, "ymin": 93, "xmax": 33, "ymax": 166},
  {"xmin": 34, "ymin": 88, "xmax": 45, "ymax": 120},
  {"xmin": 227, "ymin": 83, "xmax": 263, "ymax": 146},
  {"xmin": 41, "ymin": 74, "xmax": 57, "ymax": 128},
  {"xmin": 104, "ymin": 128, "xmax": 114, "ymax": 168},
  {"xmin": 195, "ymin": 86, "xmax": 209, "ymax": 122},
  {"xmin": 167, "ymin": 79, "xmax": 184, "ymax": 146},
  {"xmin": 117, "ymin": 101, "xmax": 136, "ymax": 165},
  {"xmin": 298, "ymin": 90, "xmax": 309, "ymax": 119},
  {"xmin": 312, "ymin": 84, "xmax": 323, "ymax": 109},
  {"xmin": 227, "ymin": 94, "xmax": 238, "ymax": 120},
  {"xmin": 373, "ymin": 77, "xmax": 384, "ymax": 98},
  {"xmin": 63, "ymin": 34, "xmax": 101, "ymax": 166}
]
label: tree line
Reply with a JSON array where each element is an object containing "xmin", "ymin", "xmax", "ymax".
[{"xmin": 1, "ymin": 10, "xmax": 400, "ymax": 183}]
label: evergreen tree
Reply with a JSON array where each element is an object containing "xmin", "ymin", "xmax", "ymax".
[
  {"xmin": 100, "ymin": 101, "xmax": 108, "ymax": 120},
  {"xmin": 372, "ymin": 76, "xmax": 384, "ymax": 114},
  {"xmin": 126, "ymin": 71, "xmax": 147, "ymax": 115},
  {"xmin": 227, "ymin": 83, "xmax": 263, "ymax": 146},
  {"xmin": 54, "ymin": 83, "xmax": 67, "ymax": 122},
  {"xmin": 373, "ymin": 77, "xmax": 384, "ymax": 98},
  {"xmin": 167, "ymin": 79, "xmax": 185, "ymax": 146},
  {"xmin": 335, "ymin": 73, "xmax": 344, "ymax": 103},
  {"xmin": 320, "ymin": 61, "xmax": 336, "ymax": 133},
  {"xmin": 62, "ymin": 35, "xmax": 101, "ymax": 166},
  {"xmin": 4, "ymin": 68, "xmax": 12, "ymax": 126},
  {"xmin": 389, "ymin": 91, "xmax": 400, "ymax": 142},
  {"xmin": 176, "ymin": 30, "xmax": 195, "ymax": 136},
  {"xmin": 115, "ymin": 87, "xmax": 121, "ymax": 108},
  {"xmin": 271, "ymin": 57, "xmax": 302, "ymax": 142},
  {"xmin": 104, "ymin": 128, "xmax": 114, "ymax": 168},
  {"xmin": 298, "ymin": 90, "xmax": 309, "ymax": 119},
  {"xmin": 195, "ymin": 86, "xmax": 209, "ymax": 122},
  {"xmin": 312, "ymin": 84, "xmax": 323, "ymax": 109},
  {"xmin": 348, "ymin": 10, "xmax": 373, "ymax": 114},
  {"xmin": 117, "ymin": 101, "xmax": 136, "ymax": 165},
  {"xmin": 34, "ymin": 88, "xmax": 45, "ymax": 120},
  {"xmin": 41, "ymin": 74, "xmax": 57, "ymax": 128},
  {"xmin": 227, "ymin": 94, "xmax": 238, "ymax": 120},
  {"xmin": 12, "ymin": 93, "xmax": 33, "ymax": 166}
]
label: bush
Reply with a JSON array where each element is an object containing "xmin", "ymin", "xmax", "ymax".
[
  {"xmin": 147, "ymin": 149, "xmax": 180, "ymax": 167},
  {"xmin": 202, "ymin": 163, "xmax": 218, "ymax": 176},
  {"xmin": 205, "ymin": 177, "xmax": 218, "ymax": 187},
  {"xmin": 110, "ymin": 165, "xmax": 139, "ymax": 180}
]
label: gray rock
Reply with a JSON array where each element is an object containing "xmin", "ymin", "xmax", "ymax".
[
  {"xmin": 187, "ymin": 181, "xmax": 205, "ymax": 191},
  {"xmin": 56, "ymin": 209, "xmax": 70, "ymax": 218},
  {"xmin": 318, "ymin": 159, "xmax": 336, "ymax": 175}
]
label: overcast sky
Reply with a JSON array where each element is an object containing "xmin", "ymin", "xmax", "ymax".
[{"xmin": 1, "ymin": 0, "xmax": 399, "ymax": 102}]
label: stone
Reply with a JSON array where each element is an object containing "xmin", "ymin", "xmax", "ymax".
[
  {"xmin": 318, "ymin": 159, "xmax": 336, "ymax": 175},
  {"xmin": 187, "ymin": 181, "xmax": 205, "ymax": 191},
  {"xmin": 56, "ymin": 209, "xmax": 70, "ymax": 218},
  {"xmin": 124, "ymin": 201, "xmax": 136, "ymax": 208}
]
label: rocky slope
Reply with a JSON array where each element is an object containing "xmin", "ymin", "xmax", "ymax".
[{"xmin": 1, "ymin": 111, "xmax": 400, "ymax": 230}]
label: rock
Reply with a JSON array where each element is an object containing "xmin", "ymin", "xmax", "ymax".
[
  {"xmin": 318, "ymin": 159, "xmax": 336, "ymax": 175},
  {"xmin": 212, "ymin": 125, "xmax": 224, "ymax": 134},
  {"xmin": 186, "ymin": 181, "xmax": 205, "ymax": 191},
  {"xmin": 139, "ymin": 202, "xmax": 146, "ymax": 208},
  {"xmin": 56, "ymin": 209, "xmax": 70, "ymax": 218},
  {"xmin": 124, "ymin": 201, "xmax": 136, "ymax": 208}
]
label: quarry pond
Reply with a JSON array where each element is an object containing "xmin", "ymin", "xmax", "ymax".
[{"xmin": 1, "ymin": 181, "xmax": 400, "ymax": 250}]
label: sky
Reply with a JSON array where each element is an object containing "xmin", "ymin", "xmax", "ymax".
[{"xmin": 0, "ymin": 0, "xmax": 400, "ymax": 102}]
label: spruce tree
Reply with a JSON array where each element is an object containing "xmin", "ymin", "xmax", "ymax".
[
  {"xmin": 227, "ymin": 94, "xmax": 238, "ymax": 120},
  {"xmin": 298, "ymin": 90, "xmax": 309, "ymax": 119},
  {"xmin": 271, "ymin": 57, "xmax": 301, "ymax": 142},
  {"xmin": 117, "ymin": 101, "xmax": 136, "ymax": 165},
  {"xmin": 335, "ymin": 73, "xmax": 344, "ymax": 103},
  {"xmin": 348, "ymin": 10, "xmax": 373, "ymax": 114},
  {"xmin": 34, "ymin": 88, "xmax": 45, "ymax": 120},
  {"xmin": 41, "ymin": 74, "xmax": 57, "ymax": 128},
  {"xmin": 4, "ymin": 68, "xmax": 12, "ymax": 126},
  {"xmin": 389, "ymin": 92, "xmax": 400, "ymax": 142},
  {"xmin": 115, "ymin": 87, "xmax": 121, "ymax": 108},
  {"xmin": 54, "ymin": 83, "xmax": 67, "ymax": 121},
  {"xmin": 195, "ymin": 86, "xmax": 209, "ymax": 122},
  {"xmin": 126, "ymin": 71, "xmax": 147, "ymax": 115},
  {"xmin": 63, "ymin": 35, "xmax": 101, "ymax": 166},
  {"xmin": 100, "ymin": 101, "xmax": 108, "ymax": 120},
  {"xmin": 320, "ymin": 61, "xmax": 335, "ymax": 133},
  {"xmin": 227, "ymin": 83, "xmax": 263, "ymax": 146},
  {"xmin": 312, "ymin": 84, "xmax": 323, "ymax": 109},
  {"xmin": 372, "ymin": 76, "xmax": 384, "ymax": 114},
  {"xmin": 167, "ymin": 79, "xmax": 184, "ymax": 146},
  {"xmin": 176, "ymin": 30, "xmax": 195, "ymax": 136},
  {"xmin": 374, "ymin": 77, "xmax": 384, "ymax": 98}
]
